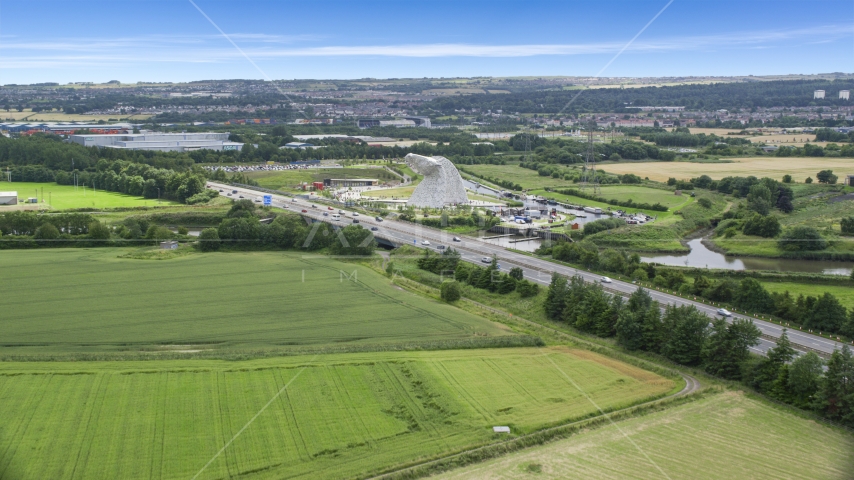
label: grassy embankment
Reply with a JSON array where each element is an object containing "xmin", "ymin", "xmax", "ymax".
[
  {"xmin": 584, "ymin": 191, "xmax": 728, "ymax": 253},
  {"xmin": 0, "ymin": 181, "xmax": 179, "ymax": 210},
  {"xmin": 435, "ymin": 391, "xmax": 854, "ymax": 479},
  {"xmin": 711, "ymin": 183, "xmax": 854, "ymax": 259}
]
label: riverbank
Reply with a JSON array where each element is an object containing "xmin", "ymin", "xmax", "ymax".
[{"xmin": 643, "ymin": 237, "xmax": 854, "ymax": 276}]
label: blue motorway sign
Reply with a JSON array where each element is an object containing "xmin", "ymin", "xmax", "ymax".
[{"xmin": 263, "ymin": 195, "xmax": 272, "ymax": 206}]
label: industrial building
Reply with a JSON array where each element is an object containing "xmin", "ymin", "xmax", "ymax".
[
  {"xmin": 282, "ymin": 142, "xmax": 316, "ymax": 149},
  {"xmin": 840, "ymin": 90, "xmax": 850, "ymax": 101},
  {"xmin": 357, "ymin": 116, "xmax": 431, "ymax": 129},
  {"xmin": 68, "ymin": 132, "xmax": 243, "ymax": 152},
  {"xmin": 323, "ymin": 178, "xmax": 378, "ymax": 188},
  {"xmin": 814, "ymin": 90, "xmax": 826, "ymax": 99},
  {"xmin": 0, "ymin": 191, "xmax": 18, "ymax": 205}
]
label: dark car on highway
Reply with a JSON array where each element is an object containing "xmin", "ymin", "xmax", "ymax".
[{"xmin": 370, "ymin": 227, "xmax": 379, "ymax": 231}]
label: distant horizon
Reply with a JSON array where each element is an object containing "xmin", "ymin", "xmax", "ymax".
[
  {"xmin": 7, "ymin": 72, "xmax": 854, "ymax": 87},
  {"xmin": 0, "ymin": 0, "xmax": 851, "ymax": 84}
]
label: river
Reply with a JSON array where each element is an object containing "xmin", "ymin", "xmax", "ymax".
[{"xmin": 641, "ymin": 238, "xmax": 854, "ymax": 276}]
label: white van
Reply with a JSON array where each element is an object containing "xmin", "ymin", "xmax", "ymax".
[{"xmin": 331, "ymin": 214, "xmax": 341, "ymax": 221}]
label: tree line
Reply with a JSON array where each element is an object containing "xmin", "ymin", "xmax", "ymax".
[
  {"xmin": 546, "ymin": 275, "xmax": 854, "ymax": 427},
  {"xmin": 425, "ymin": 79, "xmax": 854, "ymax": 115},
  {"xmin": 414, "ymin": 250, "xmax": 540, "ymax": 299}
]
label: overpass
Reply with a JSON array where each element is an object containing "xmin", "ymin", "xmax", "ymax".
[{"xmin": 208, "ymin": 182, "xmax": 849, "ymax": 358}]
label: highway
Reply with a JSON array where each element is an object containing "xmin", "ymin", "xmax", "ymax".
[{"xmin": 209, "ymin": 182, "xmax": 849, "ymax": 357}]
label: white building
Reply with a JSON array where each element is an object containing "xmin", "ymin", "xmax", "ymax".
[
  {"xmin": 0, "ymin": 191, "xmax": 17, "ymax": 205},
  {"xmin": 68, "ymin": 132, "xmax": 243, "ymax": 152},
  {"xmin": 840, "ymin": 90, "xmax": 850, "ymax": 101},
  {"xmin": 814, "ymin": 90, "xmax": 826, "ymax": 99}
]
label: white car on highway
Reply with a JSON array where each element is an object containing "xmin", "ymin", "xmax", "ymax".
[
  {"xmin": 422, "ymin": 240, "xmax": 430, "ymax": 246},
  {"xmin": 601, "ymin": 276, "xmax": 613, "ymax": 283},
  {"xmin": 717, "ymin": 308, "xmax": 733, "ymax": 317}
]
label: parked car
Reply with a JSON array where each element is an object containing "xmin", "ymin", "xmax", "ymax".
[
  {"xmin": 717, "ymin": 308, "xmax": 733, "ymax": 317},
  {"xmin": 601, "ymin": 276, "xmax": 613, "ymax": 283},
  {"xmin": 452, "ymin": 237, "xmax": 461, "ymax": 242},
  {"xmin": 370, "ymin": 226, "xmax": 379, "ymax": 231}
]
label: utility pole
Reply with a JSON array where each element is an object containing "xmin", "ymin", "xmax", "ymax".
[{"xmin": 582, "ymin": 119, "xmax": 599, "ymax": 195}]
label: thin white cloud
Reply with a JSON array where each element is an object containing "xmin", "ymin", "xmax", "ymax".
[{"xmin": 0, "ymin": 24, "xmax": 849, "ymax": 68}]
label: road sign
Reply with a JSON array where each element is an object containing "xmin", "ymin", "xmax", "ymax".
[{"xmin": 263, "ymin": 195, "xmax": 272, "ymax": 206}]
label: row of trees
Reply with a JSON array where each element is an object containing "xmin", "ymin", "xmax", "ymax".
[
  {"xmin": 198, "ymin": 200, "xmax": 376, "ymax": 255},
  {"xmin": 0, "ymin": 211, "xmax": 96, "ymax": 236},
  {"xmin": 639, "ymin": 129, "xmax": 752, "ymax": 148},
  {"xmin": 656, "ymin": 271, "xmax": 854, "ymax": 337},
  {"xmin": 545, "ymin": 275, "xmax": 854, "ymax": 426},
  {"xmin": 517, "ymin": 136, "xmax": 676, "ymax": 165},
  {"xmin": 546, "ymin": 276, "xmax": 760, "ymax": 368},
  {"xmin": 415, "ymin": 250, "xmax": 539, "ymax": 298},
  {"xmin": 553, "ymin": 187, "xmax": 669, "ymax": 212}
]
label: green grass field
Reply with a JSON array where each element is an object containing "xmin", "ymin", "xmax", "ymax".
[
  {"xmin": 0, "ymin": 250, "xmax": 512, "ymax": 355},
  {"xmin": 0, "ymin": 182, "xmax": 178, "ymax": 210},
  {"xmin": 246, "ymin": 167, "xmax": 397, "ymax": 192},
  {"xmin": 760, "ymin": 281, "xmax": 854, "ymax": 309},
  {"xmin": 0, "ymin": 347, "xmax": 675, "ymax": 479},
  {"xmin": 436, "ymin": 391, "xmax": 854, "ymax": 479},
  {"xmin": 463, "ymin": 164, "xmax": 574, "ymax": 190}
]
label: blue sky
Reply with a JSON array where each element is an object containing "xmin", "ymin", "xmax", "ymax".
[{"xmin": 0, "ymin": 0, "xmax": 852, "ymax": 84}]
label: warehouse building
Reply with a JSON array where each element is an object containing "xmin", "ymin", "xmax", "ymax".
[
  {"xmin": 357, "ymin": 116, "xmax": 431, "ymax": 129},
  {"xmin": 323, "ymin": 178, "xmax": 378, "ymax": 188},
  {"xmin": 0, "ymin": 191, "xmax": 18, "ymax": 205},
  {"xmin": 68, "ymin": 132, "xmax": 243, "ymax": 152}
]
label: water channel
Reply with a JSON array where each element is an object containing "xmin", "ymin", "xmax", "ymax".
[{"xmin": 641, "ymin": 238, "xmax": 854, "ymax": 276}]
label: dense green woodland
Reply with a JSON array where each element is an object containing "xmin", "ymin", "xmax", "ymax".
[{"xmin": 427, "ymin": 79, "xmax": 854, "ymax": 114}]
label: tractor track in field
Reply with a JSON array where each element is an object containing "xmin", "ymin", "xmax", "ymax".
[{"xmin": 364, "ymin": 372, "xmax": 700, "ymax": 480}]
